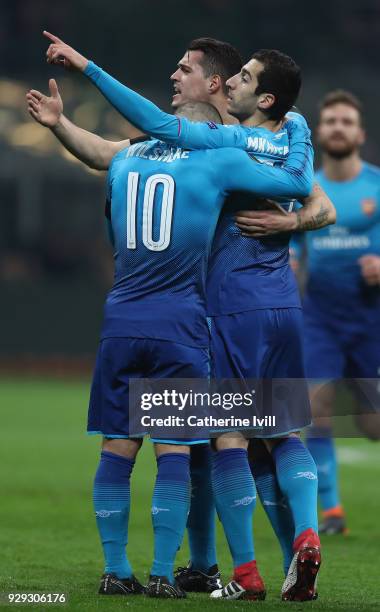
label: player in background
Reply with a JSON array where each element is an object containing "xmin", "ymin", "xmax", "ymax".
[
  {"xmin": 290, "ymin": 91, "xmax": 380, "ymax": 534},
  {"xmin": 35, "ymin": 33, "xmax": 336, "ymax": 601}
]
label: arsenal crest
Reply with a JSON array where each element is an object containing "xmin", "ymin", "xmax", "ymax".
[{"xmin": 361, "ymin": 198, "xmax": 377, "ymax": 216}]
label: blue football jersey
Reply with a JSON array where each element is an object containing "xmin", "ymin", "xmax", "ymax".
[
  {"xmin": 102, "ymin": 137, "xmax": 312, "ymax": 348},
  {"xmin": 291, "ymin": 162, "xmax": 380, "ymax": 314},
  {"xmin": 207, "ymin": 128, "xmax": 301, "ymax": 316},
  {"xmin": 84, "ymin": 61, "xmax": 314, "ymax": 315}
]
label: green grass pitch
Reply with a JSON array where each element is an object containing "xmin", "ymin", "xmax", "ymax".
[{"xmin": 0, "ymin": 379, "xmax": 379, "ymax": 611}]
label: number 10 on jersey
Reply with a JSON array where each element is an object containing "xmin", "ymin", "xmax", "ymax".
[{"xmin": 126, "ymin": 172, "xmax": 175, "ymax": 252}]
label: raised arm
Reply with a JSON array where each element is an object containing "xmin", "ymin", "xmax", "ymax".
[
  {"xmin": 84, "ymin": 61, "xmax": 251, "ymax": 148},
  {"xmin": 53, "ymin": 116, "xmax": 131, "ymax": 171},
  {"xmin": 43, "ymin": 31, "xmax": 313, "ymax": 169},
  {"xmin": 42, "ymin": 32, "xmax": 271, "ymax": 148},
  {"xmin": 83, "ymin": 62, "xmax": 312, "ymax": 154},
  {"xmin": 26, "ymin": 77, "xmax": 133, "ymax": 170}
]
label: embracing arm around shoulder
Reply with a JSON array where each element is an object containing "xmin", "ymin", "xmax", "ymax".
[{"xmin": 234, "ymin": 183, "xmax": 336, "ymax": 238}]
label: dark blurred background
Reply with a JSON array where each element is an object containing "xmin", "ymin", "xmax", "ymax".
[{"xmin": 1, "ymin": 0, "xmax": 380, "ymax": 370}]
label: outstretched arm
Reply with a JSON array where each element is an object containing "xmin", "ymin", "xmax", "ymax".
[
  {"xmin": 83, "ymin": 61, "xmax": 312, "ymax": 156},
  {"xmin": 43, "ymin": 32, "xmax": 311, "ymax": 153},
  {"xmin": 234, "ymin": 183, "xmax": 336, "ymax": 238},
  {"xmin": 43, "ymin": 31, "xmax": 243, "ymax": 147},
  {"xmin": 84, "ymin": 61, "xmax": 247, "ymax": 147},
  {"xmin": 26, "ymin": 77, "xmax": 133, "ymax": 170}
]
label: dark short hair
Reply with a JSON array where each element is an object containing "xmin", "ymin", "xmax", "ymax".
[
  {"xmin": 187, "ymin": 37, "xmax": 243, "ymax": 94},
  {"xmin": 319, "ymin": 89, "xmax": 363, "ymax": 120},
  {"xmin": 251, "ymin": 49, "xmax": 302, "ymax": 120},
  {"xmin": 175, "ymin": 101, "xmax": 223, "ymax": 124}
]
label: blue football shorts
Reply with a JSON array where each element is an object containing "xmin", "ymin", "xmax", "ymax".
[
  {"xmin": 87, "ymin": 337, "xmax": 210, "ymax": 443},
  {"xmin": 210, "ymin": 307, "xmax": 311, "ymax": 436},
  {"xmin": 303, "ymin": 294, "xmax": 380, "ymax": 410}
]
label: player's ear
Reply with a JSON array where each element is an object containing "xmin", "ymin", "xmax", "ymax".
[
  {"xmin": 257, "ymin": 92, "xmax": 275, "ymax": 112},
  {"xmin": 209, "ymin": 74, "xmax": 222, "ymax": 94}
]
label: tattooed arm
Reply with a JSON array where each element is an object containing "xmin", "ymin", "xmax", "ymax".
[
  {"xmin": 234, "ymin": 183, "xmax": 336, "ymax": 237},
  {"xmin": 295, "ymin": 183, "xmax": 336, "ymax": 231}
]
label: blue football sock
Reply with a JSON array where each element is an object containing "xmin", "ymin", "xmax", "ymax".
[
  {"xmin": 151, "ymin": 453, "xmax": 191, "ymax": 583},
  {"xmin": 251, "ymin": 458, "xmax": 294, "ymax": 575},
  {"xmin": 93, "ymin": 451, "xmax": 135, "ymax": 579},
  {"xmin": 187, "ymin": 444, "xmax": 217, "ymax": 572},
  {"xmin": 212, "ymin": 448, "xmax": 256, "ymax": 568},
  {"xmin": 307, "ymin": 426, "xmax": 341, "ymax": 512},
  {"xmin": 272, "ymin": 438, "xmax": 318, "ymax": 539}
]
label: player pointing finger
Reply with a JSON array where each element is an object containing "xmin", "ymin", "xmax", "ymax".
[
  {"xmin": 43, "ymin": 30, "xmax": 88, "ymax": 71},
  {"xmin": 43, "ymin": 30, "xmax": 64, "ymax": 44}
]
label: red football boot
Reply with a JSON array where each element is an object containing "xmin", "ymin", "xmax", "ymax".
[{"xmin": 281, "ymin": 528, "xmax": 321, "ymax": 601}]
